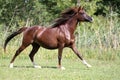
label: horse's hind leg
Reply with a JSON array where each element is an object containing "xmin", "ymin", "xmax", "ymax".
[
  {"xmin": 10, "ymin": 44, "xmax": 29, "ymax": 68},
  {"xmin": 29, "ymin": 43, "xmax": 40, "ymax": 68}
]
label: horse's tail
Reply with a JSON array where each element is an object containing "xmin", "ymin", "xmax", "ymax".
[{"xmin": 4, "ymin": 27, "xmax": 28, "ymax": 52}]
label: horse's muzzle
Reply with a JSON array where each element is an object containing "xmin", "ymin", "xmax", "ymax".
[{"xmin": 86, "ymin": 17, "xmax": 93, "ymax": 23}]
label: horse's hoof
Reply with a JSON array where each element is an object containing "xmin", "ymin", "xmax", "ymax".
[
  {"xmin": 34, "ymin": 65, "xmax": 42, "ymax": 68},
  {"xmin": 9, "ymin": 63, "xmax": 14, "ymax": 68},
  {"xmin": 58, "ymin": 66, "xmax": 65, "ymax": 70},
  {"xmin": 82, "ymin": 60, "xmax": 92, "ymax": 68},
  {"xmin": 87, "ymin": 64, "xmax": 92, "ymax": 68},
  {"xmin": 61, "ymin": 66, "xmax": 65, "ymax": 70}
]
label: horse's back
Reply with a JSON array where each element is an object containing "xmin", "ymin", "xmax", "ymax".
[{"xmin": 22, "ymin": 26, "xmax": 43, "ymax": 43}]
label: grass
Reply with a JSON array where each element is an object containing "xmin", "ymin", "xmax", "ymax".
[
  {"xmin": 0, "ymin": 57, "xmax": 120, "ymax": 80},
  {"xmin": 0, "ymin": 46, "xmax": 120, "ymax": 80}
]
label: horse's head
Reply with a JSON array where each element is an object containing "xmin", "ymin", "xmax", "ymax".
[
  {"xmin": 76, "ymin": 6, "xmax": 93, "ymax": 22},
  {"xmin": 52, "ymin": 6, "xmax": 93, "ymax": 28}
]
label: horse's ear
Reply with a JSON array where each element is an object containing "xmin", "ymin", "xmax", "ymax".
[
  {"xmin": 78, "ymin": 6, "xmax": 82, "ymax": 12},
  {"xmin": 78, "ymin": 6, "xmax": 80, "ymax": 11},
  {"xmin": 82, "ymin": 6, "xmax": 84, "ymax": 10}
]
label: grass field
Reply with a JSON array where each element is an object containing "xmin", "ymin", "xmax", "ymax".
[
  {"xmin": 0, "ymin": 46, "xmax": 120, "ymax": 80},
  {"xmin": 0, "ymin": 58, "xmax": 120, "ymax": 80}
]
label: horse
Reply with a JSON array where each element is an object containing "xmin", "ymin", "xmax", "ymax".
[{"xmin": 4, "ymin": 6, "xmax": 93, "ymax": 69}]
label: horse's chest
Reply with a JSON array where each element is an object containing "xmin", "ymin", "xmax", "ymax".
[
  {"xmin": 65, "ymin": 34, "xmax": 75, "ymax": 46},
  {"xmin": 59, "ymin": 35, "xmax": 74, "ymax": 46}
]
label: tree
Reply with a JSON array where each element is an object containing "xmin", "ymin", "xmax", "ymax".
[{"xmin": 94, "ymin": 0, "xmax": 120, "ymax": 17}]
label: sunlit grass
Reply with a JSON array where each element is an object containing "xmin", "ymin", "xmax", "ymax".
[
  {"xmin": 0, "ymin": 56, "xmax": 120, "ymax": 80},
  {"xmin": 0, "ymin": 46, "xmax": 120, "ymax": 80}
]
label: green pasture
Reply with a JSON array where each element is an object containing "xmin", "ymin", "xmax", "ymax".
[{"xmin": 0, "ymin": 46, "xmax": 120, "ymax": 80}]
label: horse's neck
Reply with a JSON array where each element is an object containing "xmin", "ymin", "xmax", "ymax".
[{"xmin": 66, "ymin": 17, "xmax": 78, "ymax": 34}]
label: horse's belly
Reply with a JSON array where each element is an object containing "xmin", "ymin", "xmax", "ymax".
[
  {"xmin": 40, "ymin": 43, "xmax": 58, "ymax": 49},
  {"xmin": 42, "ymin": 45, "xmax": 58, "ymax": 49},
  {"xmin": 36, "ymin": 39, "xmax": 58, "ymax": 49}
]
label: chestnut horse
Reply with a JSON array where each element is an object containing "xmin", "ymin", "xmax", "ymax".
[{"xmin": 4, "ymin": 6, "xmax": 92, "ymax": 69}]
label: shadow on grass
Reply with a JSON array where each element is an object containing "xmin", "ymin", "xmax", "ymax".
[
  {"xmin": 0, "ymin": 65, "xmax": 58, "ymax": 69},
  {"xmin": 1, "ymin": 65, "xmax": 91, "ymax": 71},
  {"xmin": 42, "ymin": 66, "xmax": 57, "ymax": 69}
]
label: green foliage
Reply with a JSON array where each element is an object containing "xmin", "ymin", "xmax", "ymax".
[
  {"xmin": 0, "ymin": 0, "xmax": 119, "ymax": 27},
  {"xmin": 0, "ymin": 0, "xmax": 76, "ymax": 28},
  {"xmin": 94, "ymin": 0, "xmax": 120, "ymax": 16}
]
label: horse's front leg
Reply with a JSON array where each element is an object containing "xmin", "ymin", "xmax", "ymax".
[
  {"xmin": 58, "ymin": 46, "xmax": 65, "ymax": 70},
  {"xmin": 70, "ymin": 43, "xmax": 92, "ymax": 68}
]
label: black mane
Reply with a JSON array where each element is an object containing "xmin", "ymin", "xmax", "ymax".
[{"xmin": 51, "ymin": 7, "xmax": 77, "ymax": 28}]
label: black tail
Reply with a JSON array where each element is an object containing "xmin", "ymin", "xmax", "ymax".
[{"xmin": 4, "ymin": 27, "xmax": 28, "ymax": 52}]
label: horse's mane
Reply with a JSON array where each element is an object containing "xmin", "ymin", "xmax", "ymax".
[{"xmin": 51, "ymin": 7, "xmax": 78, "ymax": 28}]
